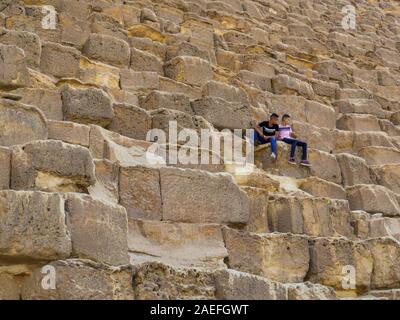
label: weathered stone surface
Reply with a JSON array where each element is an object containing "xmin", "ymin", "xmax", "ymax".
[
  {"xmin": 40, "ymin": 42, "xmax": 80, "ymax": 78},
  {"xmin": 337, "ymin": 114, "xmax": 381, "ymax": 132},
  {"xmin": 15, "ymin": 88, "xmax": 63, "ymax": 121},
  {"xmin": 83, "ymin": 33, "xmax": 130, "ymax": 67},
  {"xmin": 0, "ymin": 191, "xmax": 71, "ymax": 262},
  {"xmin": 0, "ymin": 147, "xmax": 10, "ymax": 190},
  {"xmin": 336, "ymin": 153, "xmax": 372, "ymax": 187},
  {"xmin": 61, "ymin": 86, "xmax": 114, "ymax": 127},
  {"xmin": 132, "ymin": 262, "xmax": 216, "ymax": 300},
  {"xmin": 191, "ymin": 96, "xmax": 252, "ymax": 130},
  {"xmin": 108, "ymin": 104, "xmax": 151, "ymax": 140},
  {"xmin": 0, "ymin": 44, "xmax": 30, "ymax": 89},
  {"xmin": 128, "ymin": 220, "xmax": 227, "ymax": 268},
  {"xmin": 367, "ymin": 238, "xmax": 400, "ymax": 290},
  {"xmin": 131, "ymin": 47, "xmax": 163, "ymax": 74},
  {"xmin": 298, "ymin": 177, "xmax": 347, "ymax": 200},
  {"xmin": 214, "ymin": 269, "xmax": 287, "ymax": 300},
  {"xmin": 272, "ymin": 74, "xmax": 314, "ymax": 100},
  {"xmin": 120, "ymin": 69, "xmax": 160, "ymax": 91},
  {"xmin": 346, "ymin": 184, "xmax": 400, "ymax": 216},
  {"xmin": 119, "ymin": 166, "xmax": 162, "ymax": 221},
  {"xmin": 164, "ymin": 56, "xmax": 213, "ymax": 86},
  {"xmin": 88, "ymin": 159, "xmax": 119, "ymax": 204},
  {"xmin": 285, "ymin": 282, "xmax": 338, "ymax": 300},
  {"xmin": 308, "ymin": 238, "xmax": 373, "ymax": 291},
  {"xmin": 0, "ymin": 28, "xmax": 41, "ymax": 67},
  {"xmin": 371, "ymin": 164, "xmax": 400, "ymax": 194},
  {"xmin": 0, "ymin": 99, "xmax": 48, "ymax": 147},
  {"xmin": 21, "ymin": 260, "xmax": 134, "ymax": 300},
  {"xmin": 11, "ymin": 140, "xmax": 95, "ymax": 193},
  {"xmin": 160, "ymin": 167, "xmax": 249, "ymax": 224},
  {"xmin": 0, "ymin": 273, "xmax": 22, "ymax": 300},
  {"xmin": 358, "ymin": 146, "xmax": 400, "ymax": 165},
  {"xmin": 223, "ymin": 228, "xmax": 310, "ymax": 283},
  {"xmin": 64, "ymin": 193, "xmax": 129, "ymax": 266},
  {"xmin": 140, "ymin": 90, "xmax": 192, "ymax": 114},
  {"xmin": 202, "ymin": 80, "xmax": 248, "ymax": 105},
  {"xmin": 48, "ymin": 120, "xmax": 90, "ymax": 147},
  {"xmin": 267, "ymin": 196, "xmax": 353, "ymax": 238}
]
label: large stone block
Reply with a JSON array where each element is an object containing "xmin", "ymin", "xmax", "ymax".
[
  {"xmin": 371, "ymin": 164, "xmax": 400, "ymax": 194},
  {"xmin": 119, "ymin": 166, "xmax": 162, "ymax": 221},
  {"xmin": 267, "ymin": 196, "xmax": 353, "ymax": 238},
  {"xmin": 308, "ymin": 238, "xmax": 373, "ymax": 291},
  {"xmin": 214, "ymin": 269, "xmax": 287, "ymax": 300},
  {"xmin": 367, "ymin": 238, "xmax": 400, "ymax": 290},
  {"xmin": 271, "ymin": 74, "xmax": 314, "ymax": 100},
  {"xmin": 0, "ymin": 273, "xmax": 21, "ymax": 300},
  {"xmin": 304, "ymin": 101, "xmax": 336, "ymax": 130},
  {"xmin": 132, "ymin": 262, "xmax": 216, "ymax": 300},
  {"xmin": 336, "ymin": 153, "xmax": 372, "ymax": 187},
  {"xmin": 83, "ymin": 33, "xmax": 130, "ymax": 67},
  {"xmin": 358, "ymin": 146, "xmax": 400, "ymax": 165},
  {"xmin": 353, "ymin": 132, "xmax": 395, "ymax": 153},
  {"xmin": 191, "ymin": 96, "xmax": 252, "ymax": 130},
  {"xmin": 48, "ymin": 120, "xmax": 90, "ymax": 147},
  {"xmin": 298, "ymin": 177, "xmax": 347, "ymax": 200},
  {"xmin": 15, "ymin": 88, "xmax": 63, "ymax": 121},
  {"xmin": 40, "ymin": 42, "xmax": 80, "ymax": 78},
  {"xmin": 120, "ymin": 69, "xmax": 160, "ymax": 91},
  {"xmin": 0, "ymin": 99, "xmax": 48, "ymax": 147},
  {"xmin": 285, "ymin": 282, "xmax": 337, "ymax": 300},
  {"xmin": 130, "ymin": 47, "xmax": 163, "ymax": 74},
  {"xmin": 0, "ymin": 191, "xmax": 71, "ymax": 262},
  {"xmin": 108, "ymin": 104, "xmax": 152, "ymax": 140},
  {"xmin": 140, "ymin": 90, "xmax": 192, "ymax": 114},
  {"xmin": 164, "ymin": 56, "xmax": 213, "ymax": 87},
  {"xmin": 337, "ymin": 114, "xmax": 381, "ymax": 132},
  {"xmin": 223, "ymin": 228, "xmax": 310, "ymax": 283},
  {"xmin": 241, "ymin": 187, "xmax": 270, "ymax": 234},
  {"xmin": 0, "ymin": 44, "xmax": 30, "ymax": 89},
  {"xmin": 160, "ymin": 167, "xmax": 249, "ymax": 224},
  {"xmin": 128, "ymin": 220, "xmax": 227, "ymax": 268},
  {"xmin": 61, "ymin": 86, "xmax": 114, "ymax": 127},
  {"xmin": 65, "ymin": 193, "xmax": 129, "ymax": 266},
  {"xmin": 346, "ymin": 184, "xmax": 400, "ymax": 216},
  {"xmin": 0, "ymin": 28, "xmax": 41, "ymax": 67},
  {"xmin": 201, "ymin": 80, "xmax": 248, "ymax": 105},
  {"xmin": 21, "ymin": 260, "xmax": 134, "ymax": 300},
  {"xmin": 11, "ymin": 140, "xmax": 95, "ymax": 193}
]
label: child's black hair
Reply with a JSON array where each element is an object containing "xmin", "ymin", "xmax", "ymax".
[
  {"xmin": 270, "ymin": 113, "xmax": 279, "ymax": 119},
  {"xmin": 282, "ymin": 113, "xmax": 291, "ymax": 120}
]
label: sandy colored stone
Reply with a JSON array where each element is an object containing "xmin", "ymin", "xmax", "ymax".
[
  {"xmin": 48, "ymin": 120, "xmax": 90, "ymax": 147},
  {"xmin": 298, "ymin": 177, "xmax": 347, "ymax": 200},
  {"xmin": 0, "ymin": 99, "xmax": 47, "ymax": 147},
  {"xmin": 0, "ymin": 147, "xmax": 11, "ymax": 190},
  {"xmin": 0, "ymin": 44, "xmax": 30, "ymax": 89},
  {"xmin": 0, "ymin": 190, "xmax": 71, "ymax": 262},
  {"xmin": 160, "ymin": 167, "xmax": 249, "ymax": 224},
  {"xmin": 64, "ymin": 193, "xmax": 129, "ymax": 266}
]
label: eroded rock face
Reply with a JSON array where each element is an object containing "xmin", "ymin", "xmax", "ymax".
[
  {"xmin": 64, "ymin": 193, "xmax": 129, "ymax": 266},
  {"xmin": 21, "ymin": 260, "xmax": 134, "ymax": 300},
  {"xmin": 0, "ymin": 44, "xmax": 30, "ymax": 89},
  {"xmin": 160, "ymin": 168, "xmax": 250, "ymax": 225},
  {"xmin": 132, "ymin": 262, "xmax": 216, "ymax": 300},
  {"xmin": 11, "ymin": 140, "xmax": 95, "ymax": 193},
  {"xmin": 0, "ymin": 191, "xmax": 71, "ymax": 262},
  {"xmin": 0, "ymin": 99, "xmax": 48, "ymax": 147}
]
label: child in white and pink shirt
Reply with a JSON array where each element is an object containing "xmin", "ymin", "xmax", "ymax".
[{"xmin": 278, "ymin": 114, "xmax": 311, "ymax": 167}]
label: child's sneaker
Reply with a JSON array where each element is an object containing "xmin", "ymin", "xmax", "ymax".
[
  {"xmin": 300, "ymin": 160, "xmax": 311, "ymax": 167},
  {"xmin": 271, "ymin": 152, "xmax": 277, "ymax": 160},
  {"xmin": 288, "ymin": 158, "xmax": 296, "ymax": 165}
]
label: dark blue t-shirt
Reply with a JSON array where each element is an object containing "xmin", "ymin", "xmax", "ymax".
[{"xmin": 258, "ymin": 121, "xmax": 279, "ymax": 136}]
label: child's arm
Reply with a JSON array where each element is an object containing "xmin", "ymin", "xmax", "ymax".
[{"xmin": 255, "ymin": 124, "xmax": 267, "ymax": 139}]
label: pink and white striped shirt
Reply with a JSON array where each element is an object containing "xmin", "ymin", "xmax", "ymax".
[{"xmin": 278, "ymin": 125, "xmax": 292, "ymax": 140}]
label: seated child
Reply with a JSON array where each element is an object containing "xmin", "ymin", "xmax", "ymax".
[
  {"xmin": 278, "ymin": 114, "xmax": 311, "ymax": 167},
  {"xmin": 253, "ymin": 113, "xmax": 280, "ymax": 159}
]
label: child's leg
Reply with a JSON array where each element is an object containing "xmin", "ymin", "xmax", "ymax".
[
  {"xmin": 296, "ymin": 140, "xmax": 308, "ymax": 160},
  {"xmin": 269, "ymin": 136, "xmax": 277, "ymax": 155},
  {"xmin": 282, "ymin": 138, "xmax": 298, "ymax": 159}
]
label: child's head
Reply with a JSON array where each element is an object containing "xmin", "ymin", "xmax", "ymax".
[
  {"xmin": 282, "ymin": 114, "xmax": 291, "ymax": 125},
  {"xmin": 270, "ymin": 113, "xmax": 279, "ymax": 125}
]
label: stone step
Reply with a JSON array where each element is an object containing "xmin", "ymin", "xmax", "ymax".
[
  {"xmin": 358, "ymin": 146, "xmax": 400, "ymax": 165},
  {"xmin": 336, "ymin": 114, "xmax": 382, "ymax": 132}
]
